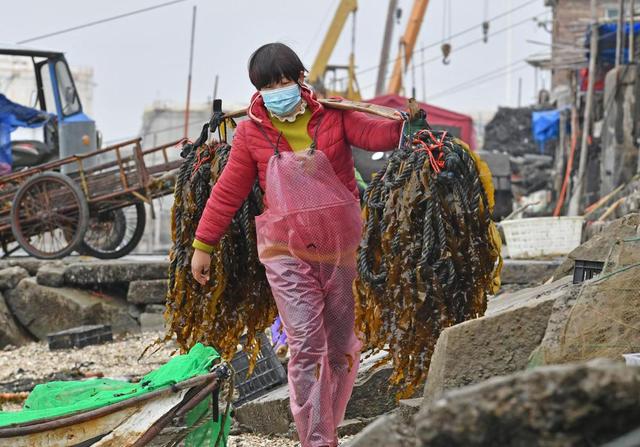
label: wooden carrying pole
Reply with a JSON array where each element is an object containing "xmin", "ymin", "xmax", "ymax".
[
  {"xmin": 568, "ymin": 0, "xmax": 598, "ymax": 216},
  {"xmin": 223, "ymin": 97, "xmax": 403, "ymax": 121}
]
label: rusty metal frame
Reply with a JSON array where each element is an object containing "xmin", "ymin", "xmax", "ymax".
[{"xmin": 0, "ymin": 138, "xmax": 184, "ymax": 247}]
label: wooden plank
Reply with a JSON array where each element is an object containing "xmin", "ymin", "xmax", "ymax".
[
  {"xmin": 93, "ymin": 390, "xmax": 186, "ymax": 447},
  {"xmin": 0, "ymin": 406, "xmax": 139, "ymax": 447}
]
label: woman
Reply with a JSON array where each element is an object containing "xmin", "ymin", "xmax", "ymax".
[{"xmin": 191, "ymin": 43, "xmax": 403, "ymax": 447}]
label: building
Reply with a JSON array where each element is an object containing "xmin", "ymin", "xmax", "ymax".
[{"xmin": 546, "ymin": 0, "xmax": 627, "ymax": 89}]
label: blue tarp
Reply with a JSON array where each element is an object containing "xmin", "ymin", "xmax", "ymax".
[
  {"xmin": 0, "ymin": 94, "xmax": 49, "ymax": 174},
  {"xmin": 587, "ymin": 22, "xmax": 640, "ymax": 65},
  {"xmin": 532, "ymin": 109, "xmax": 560, "ymax": 154}
]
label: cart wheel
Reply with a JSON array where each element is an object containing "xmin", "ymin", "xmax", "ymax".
[
  {"xmin": 11, "ymin": 172, "xmax": 89, "ymax": 259},
  {"xmin": 79, "ymin": 202, "xmax": 146, "ymax": 259}
]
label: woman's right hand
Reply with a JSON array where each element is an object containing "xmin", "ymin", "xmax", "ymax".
[{"xmin": 191, "ymin": 249, "xmax": 211, "ymax": 285}]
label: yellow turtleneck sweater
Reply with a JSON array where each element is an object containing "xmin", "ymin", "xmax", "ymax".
[{"xmin": 269, "ymin": 108, "xmax": 313, "ymax": 151}]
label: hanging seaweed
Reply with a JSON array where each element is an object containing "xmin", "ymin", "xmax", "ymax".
[
  {"xmin": 354, "ymin": 126, "xmax": 503, "ymax": 398},
  {"xmin": 165, "ymin": 135, "xmax": 277, "ymax": 368}
]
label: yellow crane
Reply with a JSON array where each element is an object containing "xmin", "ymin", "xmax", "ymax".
[
  {"xmin": 308, "ymin": 0, "xmax": 361, "ymax": 100},
  {"xmin": 387, "ymin": 0, "xmax": 430, "ymax": 95}
]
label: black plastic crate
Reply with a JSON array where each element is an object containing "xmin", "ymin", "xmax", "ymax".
[
  {"xmin": 231, "ymin": 332, "xmax": 287, "ymax": 406},
  {"xmin": 572, "ymin": 260, "xmax": 604, "ymax": 284},
  {"xmin": 47, "ymin": 325, "xmax": 113, "ymax": 350}
]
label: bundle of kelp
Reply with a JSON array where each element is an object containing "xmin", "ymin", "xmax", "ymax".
[
  {"xmin": 165, "ymin": 138, "xmax": 277, "ymax": 364},
  {"xmin": 354, "ymin": 127, "xmax": 502, "ymax": 398}
]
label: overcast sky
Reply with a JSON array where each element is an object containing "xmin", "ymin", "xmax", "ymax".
[{"xmin": 1, "ymin": 0, "xmax": 553, "ymax": 141}]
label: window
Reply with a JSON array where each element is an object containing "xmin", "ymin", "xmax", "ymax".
[
  {"xmin": 55, "ymin": 60, "xmax": 81, "ymax": 116},
  {"xmin": 39, "ymin": 62, "xmax": 57, "ymax": 114}
]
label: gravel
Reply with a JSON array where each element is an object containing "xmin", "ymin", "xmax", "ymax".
[
  {"xmin": 0, "ymin": 331, "xmax": 176, "ymax": 386},
  {"xmin": 0, "ymin": 333, "xmax": 358, "ymax": 445}
]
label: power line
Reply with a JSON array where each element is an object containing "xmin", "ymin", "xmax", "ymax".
[
  {"xmin": 345, "ymin": 0, "xmax": 541, "ymax": 82},
  {"xmin": 427, "ymin": 59, "xmax": 528, "ymax": 100},
  {"xmin": 17, "ymin": 0, "xmax": 189, "ymax": 44},
  {"xmin": 359, "ymin": 11, "xmax": 545, "ymax": 93}
]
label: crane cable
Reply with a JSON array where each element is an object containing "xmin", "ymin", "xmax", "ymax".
[{"xmin": 441, "ymin": 0, "xmax": 452, "ymax": 64}]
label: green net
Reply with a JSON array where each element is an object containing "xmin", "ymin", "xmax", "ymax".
[{"xmin": 0, "ymin": 343, "xmax": 230, "ymax": 446}]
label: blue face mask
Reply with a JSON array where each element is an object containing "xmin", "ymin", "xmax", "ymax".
[{"xmin": 260, "ymin": 83, "xmax": 301, "ymax": 116}]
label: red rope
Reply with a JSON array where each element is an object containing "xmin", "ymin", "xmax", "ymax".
[{"xmin": 413, "ymin": 130, "xmax": 448, "ymax": 173}]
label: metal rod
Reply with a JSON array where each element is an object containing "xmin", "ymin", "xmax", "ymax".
[
  {"xmin": 568, "ymin": 0, "xmax": 598, "ymax": 216},
  {"xmin": 630, "ymin": 0, "xmax": 636, "ymax": 63},
  {"xmin": 376, "ymin": 0, "xmax": 398, "ymax": 96},
  {"xmin": 421, "ymin": 43, "xmax": 426, "ymax": 101},
  {"xmin": 212, "ymin": 74, "xmax": 219, "ymax": 102},
  {"xmin": 183, "ymin": 5, "xmax": 197, "ymax": 139},
  {"xmin": 617, "ymin": 0, "xmax": 625, "ymax": 67},
  {"xmin": 517, "ymin": 77, "xmax": 522, "ymax": 107}
]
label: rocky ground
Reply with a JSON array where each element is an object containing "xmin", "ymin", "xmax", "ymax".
[{"xmin": 0, "ymin": 331, "xmax": 174, "ymax": 386}]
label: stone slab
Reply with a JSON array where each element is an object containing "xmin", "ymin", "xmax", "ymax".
[
  {"xmin": 5, "ymin": 277, "xmax": 138, "ymax": 339},
  {"xmin": 500, "ymin": 259, "xmax": 562, "ymax": 285},
  {"xmin": 423, "ymin": 276, "xmax": 577, "ymax": 406},
  {"xmin": 64, "ymin": 261, "xmax": 169, "ymax": 287},
  {"xmin": 0, "ymin": 266, "xmax": 29, "ymax": 291},
  {"xmin": 127, "ymin": 280, "xmax": 168, "ymax": 304},
  {"xmin": 397, "ymin": 398, "xmax": 422, "ymax": 425},
  {"xmin": 0, "ymin": 291, "xmax": 31, "ymax": 348},
  {"xmin": 235, "ymin": 351, "xmax": 399, "ymax": 435},
  {"xmin": 36, "ymin": 262, "xmax": 65, "ymax": 288},
  {"xmin": 416, "ymin": 360, "xmax": 640, "ymax": 446}
]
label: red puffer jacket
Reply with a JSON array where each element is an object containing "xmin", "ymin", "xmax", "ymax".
[{"xmin": 194, "ymin": 85, "xmax": 403, "ymax": 246}]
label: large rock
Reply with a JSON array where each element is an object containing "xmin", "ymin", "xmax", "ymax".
[
  {"xmin": 422, "ymin": 276, "xmax": 578, "ymax": 406},
  {"xmin": 553, "ymin": 213, "xmax": 640, "ymax": 279},
  {"xmin": 0, "ymin": 291, "xmax": 31, "ymax": 348},
  {"xmin": 64, "ymin": 261, "xmax": 168, "ymax": 287},
  {"xmin": 5, "ymin": 278, "xmax": 139, "ymax": 339},
  {"xmin": 0, "ymin": 259, "xmax": 46, "ymax": 276},
  {"xmin": 533, "ymin": 263, "xmax": 640, "ymax": 366},
  {"xmin": 127, "ymin": 279, "xmax": 167, "ymax": 304},
  {"xmin": 346, "ymin": 413, "xmax": 416, "ymax": 447},
  {"xmin": 416, "ymin": 360, "xmax": 640, "ymax": 446},
  {"xmin": 36, "ymin": 262, "xmax": 66, "ymax": 287},
  {"xmin": 500, "ymin": 259, "xmax": 562, "ymax": 284},
  {"xmin": 0, "ymin": 266, "xmax": 29, "ymax": 291},
  {"xmin": 235, "ymin": 352, "xmax": 399, "ymax": 435}
]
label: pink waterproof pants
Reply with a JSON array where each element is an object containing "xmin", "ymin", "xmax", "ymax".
[{"xmin": 255, "ymin": 148, "xmax": 363, "ymax": 447}]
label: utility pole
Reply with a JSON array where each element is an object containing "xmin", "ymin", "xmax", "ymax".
[
  {"xmin": 616, "ymin": 0, "xmax": 625, "ymax": 67},
  {"xmin": 376, "ymin": 0, "xmax": 398, "ymax": 96},
  {"xmin": 568, "ymin": 0, "xmax": 598, "ymax": 216},
  {"xmin": 183, "ymin": 5, "xmax": 197, "ymax": 139},
  {"xmin": 506, "ymin": 0, "xmax": 513, "ymax": 105}
]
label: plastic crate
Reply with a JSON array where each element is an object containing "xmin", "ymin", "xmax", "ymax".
[
  {"xmin": 572, "ymin": 259, "xmax": 604, "ymax": 284},
  {"xmin": 623, "ymin": 353, "xmax": 640, "ymax": 366},
  {"xmin": 501, "ymin": 216, "xmax": 584, "ymax": 259},
  {"xmin": 231, "ymin": 332, "xmax": 287, "ymax": 406},
  {"xmin": 47, "ymin": 325, "xmax": 113, "ymax": 350}
]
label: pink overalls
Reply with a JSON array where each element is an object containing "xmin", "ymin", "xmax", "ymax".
[{"xmin": 255, "ymin": 122, "xmax": 363, "ymax": 447}]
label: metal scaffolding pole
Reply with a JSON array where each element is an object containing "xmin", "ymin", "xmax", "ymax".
[
  {"xmin": 616, "ymin": 0, "xmax": 625, "ymax": 67},
  {"xmin": 568, "ymin": 0, "xmax": 598, "ymax": 216}
]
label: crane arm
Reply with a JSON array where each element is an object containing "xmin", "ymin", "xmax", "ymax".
[
  {"xmin": 387, "ymin": 0, "xmax": 430, "ymax": 95},
  {"xmin": 308, "ymin": 0, "xmax": 358, "ymax": 83}
]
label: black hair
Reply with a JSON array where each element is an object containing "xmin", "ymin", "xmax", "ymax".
[{"xmin": 248, "ymin": 43, "xmax": 307, "ymax": 90}]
